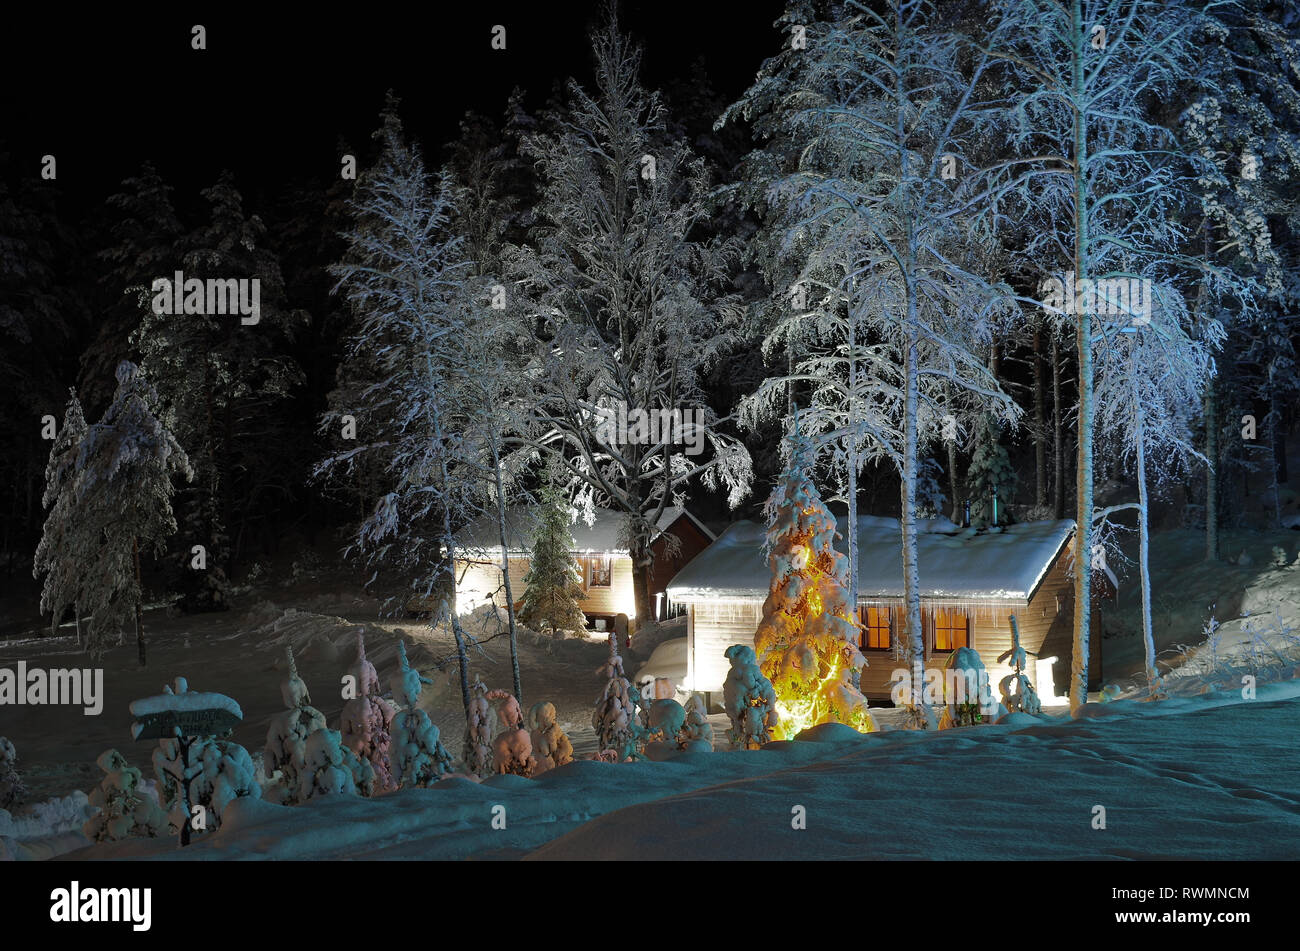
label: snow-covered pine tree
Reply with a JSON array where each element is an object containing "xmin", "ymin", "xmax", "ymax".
[
  {"xmin": 317, "ymin": 96, "xmax": 484, "ymax": 725},
  {"xmin": 506, "ymin": 11, "xmax": 752, "ymax": 624},
  {"xmin": 527, "ymin": 701, "xmax": 574, "ymax": 775},
  {"xmin": 262, "ymin": 644, "xmax": 329, "ymax": 804},
  {"xmin": 299, "ymin": 729, "xmax": 365, "ymax": 799},
  {"xmin": 722, "ymin": 644, "xmax": 778, "ymax": 750},
  {"xmin": 753, "ymin": 426, "xmax": 873, "ymax": 739},
  {"xmin": 339, "ymin": 631, "xmax": 395, "ymax": 793},
  {"xmin": 463, "ymin": 677, "xmax": 493, "ymax": 777},
  {"xmin": 64, "ymin": 361, "xmax": 192, "ymax": 664},
  {"xmin": 389, "ymin": 640, "xmax": 453, "ymax": 787},
  {"xmin": 487, "ymin": 688, "xmax": 535, "ymax": 776},
  {"xmin": 965, "ymin": 415, "xmax": 1017, "ymax": 529},
  {"xmin": 0, "ymin": 736, "xmax": 26, "ymax": 809},
  {"xmin": 83, "ymin": 749, "xmax": 167, "ymax": 842},
  {"xmin": 592, "ymin": 632, "xmax": 641, "ymax": 760},
  {"xmin": 997, "ymin": 616, "xmax": 1041, "ymax": 715},
  {"xmin": 519, "ymin": 465, "xmax": 587, "ymax": 635},
  {"xmin": 33, "ymin": 390, "xmax": 90, "ymax": 644},
  {"xmin": 937, "ymin": 647, "xmax": 992, "ymax": 730}
]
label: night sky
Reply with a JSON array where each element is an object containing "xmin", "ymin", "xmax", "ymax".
[{"xmin": 1, "ymin": 3, "xmax": 785, "ymax": 209}]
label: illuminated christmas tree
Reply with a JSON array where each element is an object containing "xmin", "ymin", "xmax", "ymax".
[{"xmin": 754, "ymin": 424, "xmax": 874, "ymax": 739}]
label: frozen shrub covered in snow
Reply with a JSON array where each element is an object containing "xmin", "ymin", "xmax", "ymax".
[
  {"xmin": 938, "ymin": 647, "xmax": 994, "ymax": 729},
  {"xmin": 340, "ymin": 631, "xmax": 395, "ymax": 793},
  {"xmin": 299, "ymin": 728, "xmax": 364, "ymax": 798},
  {"xmin": 263, "ymin": 645, "xmax": 329, "ymax": 804},
  {"xmin": 463, "ymin": 677, "xmax": 494, "ymax": 777},
  {"xmin": 592, "ymin": 632, "xmax": 642, "ymax": 760},
  {"xmin": 389, "ymin": 640, "xmax": 453, "ymax": 787},
  {"xmin": 0, "ymin": 737, "xmax": 28, "ymax": 809},
  {"xmin": 83, "ymin": 749, "xmax": 166, "ymax": 842},
  {"xmin": 489, "ymin": 688, "xmax": 535, "ymax": 776},
  {"xmin": 528, "ymin": 701, "xmax": 573, "ymax": 774},
  {"xmin": 647, "ymin": 699, "xmax": 686, "ymax": 745},
  {"xmin": 680, "ymin": 694, "xmax": 713, "ymax": 751},
  {"xmin": 997, "ymin": 618, "xmax": 1041, "ymax": 716},
  {"xmin": 723, "ymin": 645, "xmax": 778, "ymax": 749}
]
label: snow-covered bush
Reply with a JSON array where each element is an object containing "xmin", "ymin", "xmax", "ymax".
[
  {"xmin": 0, "ymin": 737, "xmax": 28, "ymax": 810},
  {"xmin": 488, "ymin": 688, "xmax": 535, "ymax": 776},
  {"xmin": 340, "ymin": 631, "xmax": 395, "ymax": 793},
  {"xmin": 723, "ymin": 645, "xmax": 778, "ymax": 749},
  {"xmin": 463, "ymin": 677, "xmax": 494, "ymax": 777},
  {"xmin": 528, "ymin": 701, "xmax": 573, "ymax": 775},
  {"xmin": 263, "ymin": 645, "xmax": 329, "ymax": 805},
  {"xmin": 997, "ymin": 618, "xmax": 1041, "ymax": 716},
  {"xmin": 938, "ymin": 647, "xmax": 994, "ymax": 729},
  {"xmin": 299, "ymin": 729, "xmax": 364, "ymax": 799},
  {"xmin": 389, "ymin": 640, "xmax": 453, "ymax": 787},
  {"xmin": 680, "ymin": 694, "xmax": 714, "ymax": 751},
  {"xmin": 647, "ymin": 699, "xmax": 686, "ymax": 745},
  {"xmin": 83, "ymin": 749, "xmax": 166, "ymax": 842},
  {"xmin": 593, "ymin": 632, "xmax": 642, "ymax": 760}
]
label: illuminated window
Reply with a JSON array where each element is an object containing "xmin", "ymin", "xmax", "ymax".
[
  {"xmin": 859, "ymin": 605, "xmax": 891, "ymax": 650},
  {"xmin": 933, "ymin": 609, "xmax": 969, "ymax": 651},
  {"xmin": 589, "ymin": 554, "xmax": 612, "ymax": 588}
]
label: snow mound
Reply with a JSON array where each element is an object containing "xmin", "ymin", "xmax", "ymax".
[{"xmin": 793, "ymin": 722, "xmax": 868, "ymax": 744}]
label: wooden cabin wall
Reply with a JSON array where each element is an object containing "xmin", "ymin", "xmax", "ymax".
[{"xmin": 453, "ymin": 554, "xmax": 636, "ymax": 621}]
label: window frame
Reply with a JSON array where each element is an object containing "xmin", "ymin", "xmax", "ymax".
[
  {"xmin": 858, "ymin": 604, "xmax": 892, "ymax": 651},
  {"xmin": 588, "ymin": 552, "xmax": 613, "ymax": 589},
  {"xmin": 932, "ymin": 607, "xmax": 970, "ymax": 652}
]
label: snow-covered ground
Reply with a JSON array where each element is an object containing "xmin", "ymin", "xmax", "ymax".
[{"xmin": 3, "ymin": 541, "xmax": 1300, "ymax": 861}]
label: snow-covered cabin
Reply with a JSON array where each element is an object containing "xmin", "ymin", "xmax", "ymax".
[
  {"xmin": 453, "ymin": 505, "xmax": 715, "ymax": 628},
  {"xmin": 666, "ymin": 516, "xmax": 1089, "ymax": 705}
]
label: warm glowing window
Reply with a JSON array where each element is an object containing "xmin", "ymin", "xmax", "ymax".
[
  {"xmin": 859, "ymin": 605, "xmax": 891, "ymax": 650},
  {"xmin": 589, "ymin": 554, "xmax": 612, "ymax": 588},
  {"xmin": 934, "ymin": 609, "xmax": 969, "ymax": 651}
]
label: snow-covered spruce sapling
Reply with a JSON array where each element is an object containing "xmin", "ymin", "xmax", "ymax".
[
  {"xmin": 997, "ymin": 616, "xmax": 1041, "ymax": 716},
  {"xmin": 340, "ymin": 631, "xmax": 395, "ymax": 793},
  {"xmin": 752, "ymin": 426, "xmax": 873, "ymax": 738},
  {"xmin": 518, "ymin": 466, "xmax": 588, "ymax": 636},
  {"xmin": 0, "ymin": 736, "xmax": 27, "ymax": 809},
  {"xmin": 263, "ymin": 645, "xmax": 330, "ymax": 804},
  {"xmin": 592, "ymin": 632, "xmax": 643, "ymax": 760},
  {"xmin": 488, "ymin": 688, "xmax": 535, "ymax": 777},
  {"xmin": 389, "ymin": 640, "xmax": 453, "ymax": 787},
  {"xmin": 145, "ymin": 677, "xmax": 256, "ymax": 843},
  {"xmin": 528, "ymin": 701, "xmax": 574, "ymax": 775},
  {"xmin": 298, "ymin": 728, "xmax": 365, "ymax": 799},
  {"xmin": 83, "ymin": 749, "xmax": 166, "ymax": 842},
  {"xmin": 681, "ymin": 694, "xmax": 713, "ymax": 751},
  {"xmin": 722, "ymin": 645, "xmax": 778, "ymax": 750},
  {"xmin": 463, "ymin": 677, "xmax": 494, "ymax": 777}
]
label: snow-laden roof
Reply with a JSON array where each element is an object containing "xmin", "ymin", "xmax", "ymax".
[
  {"xmin": 666, "ymin": 516, "xmax": 1075, "ymax": 602},
  {"xmin": 457, "ymin": 504, "xmax": 712, "ymax": 556}
]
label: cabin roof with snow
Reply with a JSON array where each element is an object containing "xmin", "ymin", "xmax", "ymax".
[
  {"xmin": 666, "ymin": 516, "xmax": 1076, "ymax": 602},
  {"xmin": 456, "ymin": 504, "xmax": 715, "ymax": 557}
]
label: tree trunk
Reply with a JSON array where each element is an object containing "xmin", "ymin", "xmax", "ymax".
[
  {"xmin": 1136, "ymin": 413, "xmax": 1156, "ymax": 686},
  {"xmin": 1069, "ymin": 0, "xmax": 1093, "ymax": 713},
  {"xmin": 630, "ymin": 526, "xmax": 653, "ymax": 628},
  {"xmin": 490, "ymin": 440, "xmax": 523, "ymax": 703},
  {"xmin": 74, "ymin": 603, "xmax": 82, "ymax": 648},
  {"xmin": 133, "ymin": 535, "xmax": 147, "ymax": 667},
  {"xmin": 946, "ymin": 436, "xmax": 960, "ymax": 524},
  {"xmin": 1033, "ymin": 328, "xmax": 1048, "ymax": 508},
  {"xmin": 1052, "ymin": 336, "xmax": 1065, "ymax": 520},
  {"xmin": 1205, "ymin": 375, "xmax": 1219, "ymax": 562}
]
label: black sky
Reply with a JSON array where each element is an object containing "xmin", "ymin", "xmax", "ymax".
[{"xmin": 1, "ymin": 2, "xmax": 786, "ymax": 209}]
